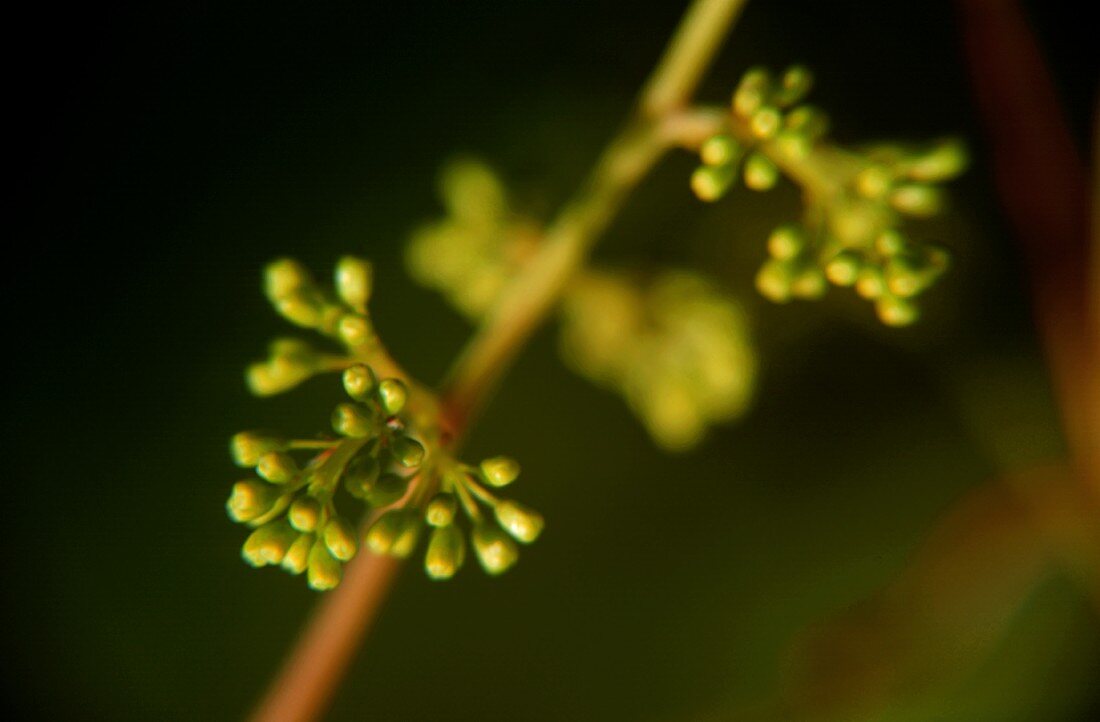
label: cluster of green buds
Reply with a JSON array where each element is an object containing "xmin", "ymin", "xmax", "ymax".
[
  {"xmin": 756, "ymin": 222, "xmax": 950, "ymax": 326},
  {"xmin": 690, "ymin": 65, "xmax": 816, "ymax": 202},
  {"xmin": 690, "ymin": 65, "xmax": 966, "ymax": 326},
  {"xmin": 247, "ymin": 255, "xmax": 378, "ymax": 395},
  {"xmin": 400, "ymin": 456, "xmax": 544, "ymax": 579},
  {"xmin": 405, "ymin": 158, "xmax": 538, "ymax": 319},
  {"xmin": 228, "ymin": 256, "xmax": 544, "ymax": 588},
  {"xmin": 227, "ymin": 362, "xmax": 425, "ymax": 590},
  {"xmin": 560, "ymin": 270, "xmax": 756, "ymax": 451}
]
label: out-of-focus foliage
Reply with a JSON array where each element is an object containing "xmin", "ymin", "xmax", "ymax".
[
  {"xmin": 407, "ymin": 159, "xmax": 757, "ymax": 451},
  {"xmin": 560, "ymin": 269, "xmax": 755, "ymax": 451},
  {"xmin": 406, "ymin": 158, "xmax": 539, "ymax": 318}
]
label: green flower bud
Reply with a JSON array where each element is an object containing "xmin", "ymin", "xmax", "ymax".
[
  {"xmin": 247, "ymin": 361, "xmax": 309, "ymax": 397},
  {"xmin": 440, "ymin": 158, "xmax": 506, "ymax": 223},
  {"xmin": 766, "ymin": 225, "xmax": 805, "ymax": 261},
  {"xmin": 323, "ymin": 516, "xmax": 359, "ymax": 562},
  {"xmin": 241, "ymin": 519, "xmax": 297, "ymax": 567},
  {"xmin": 690, "ymin": 164, "xmax": 736, "ymax": 202},
  {"xmin": 824, "ymin": 252, "xmax": 861, "ymax": 286},
  {"xmin": 342, "ymin": 364, "xmax": 377, "ymax": 401},
  {"xmin": 885, "ymin": 256, "xmax": 924, "ymax": 298},
  {"xmin": 226, "ymin": 480, "xmax": 281, "ymax": 523},
  {"xmin": 343, "ymin": 453, "xmax": 381, "ymax": 497},
  {"xmin": 855, "ymin": 266, "xmax": 886, "ymax": 300},
  {"xmin": 426, "ymin": 494, "xmax": 458, "ymax": 527},
  {"xmin": 855, "ymin": 165, "xmax": 892, "ymax": 199},
  {"xmin": 732, "ymin": 67, "xmax": 770, "ymax": 117},
  {"xmin": 494, "ymin": 500, "xmax": 544, "ymax": 543},
  {"xmin": 755, "ymin": 259, "xmax": 793, "ymax": 303},
  {"xmin": 700, "ymin": 135, "xmax": 739, "ymax": 166},
  {"xmin": 391, "ymin": 436, "xmax": 425, "ymax": 469},
  {"xmin": 775, "ymin": 65, "xmax": 813, "ymax": 106},
  {"xmin": 230, "ymin": 432, "xmax": 287, "ymax": 467},
  {"xmin": 334, "ymin": 256, "xmax": 373, "ymax": 313},
  {"xmin": 750, "ymin": 106, "xmax": 782, "ymax": 139},
  {"xmin": 784, "ymin": 106, "xmax": 829, "ymax": 140},
  {"xmin": 366, "ymin": 509, "xmax": 422, "ymax": 558},
  {"xmin": 790, "ymin": 266, "xmax": 827, "ymax": 299},
  {"xmin": 256, "ymin": 451, "xmax": 298, "ymax": 484},
  {"xmin": 317, "ymin": 303, "xmax": 346, "ymax": 336},
  {"xmin": 905, "ymin": 139, "xmax": 968, "ymax": 182},
  {"xmin": 875, "ymin": 294, "xmax": 919, "ymax": 326},
  {"xmin": 875, "ymin": 230, "xmax": 907, "ymax": 257},
  {"xmin": 264, "ymin": 258, "xmax": 313, "ymax": 302},
  {"xmin": 274, "ymin": 293, "xmax": 326, "ymax": 329},
  {"xmin": 288, "ymin": 496, "xmax": 322, "ymax": 532},
  {"xmin": 472, "ymin": 520, "xmax": 519, "ymax": 575},
  {"xmin": 480, "ymin": 456, "xmax": 520, "ymax": 487},
  {"xmin": 331, "ymin": 403, "xmax": 374, "ymax": 438},
  {"xmin": 425, "ymin": 525, "xmax": 466, "ymax": 580},
  {"xmin": 363, "ymin": 474, "xmax": 410, "ymax": 508},
  {"xmin": 247, "ymin": 339, "xmax": 322, "ymax": 396},
  {"xmin": 774, "ymin": 131, "xmax": 811, "ymax": 161},
  {"xmin": 337, "ymin": 314, "xmax": 373, "ymax": 348},
  {"xmin": 376, "ymin": 379, "xmax": 408, "ymax": 416},
  {"xmin": 889, "ymin": 184, "xmax": 942, "ymax": 217},
  {"xmin": 281, "ymin": 533, "xmax": 314, "ymax": 575},
  {"xmin": 307, "ymin": 541, "xmax": 343, "ymax": 591},
  {"xmin": 743, "ymin": 152, "xmax": 779, "ymax": 191}
]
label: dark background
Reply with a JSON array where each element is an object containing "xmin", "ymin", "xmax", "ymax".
[{"xmin": 7, "ymin": 1, "xmax": 1098, "ymax": 720}]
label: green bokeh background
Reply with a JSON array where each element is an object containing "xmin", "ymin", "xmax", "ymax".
[{"xmin": 10, "ymin": 1, "xmax": 1098, "ymax": 719}]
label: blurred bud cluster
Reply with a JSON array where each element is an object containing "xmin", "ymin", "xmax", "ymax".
[{"xmin": 561, "ymin": 270, "xmax": 756, "ymax": 451}]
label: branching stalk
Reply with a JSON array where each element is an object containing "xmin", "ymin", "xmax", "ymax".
[{"xmin": 250, "ymin": 2, "xmax": 747, "ymax": 720}]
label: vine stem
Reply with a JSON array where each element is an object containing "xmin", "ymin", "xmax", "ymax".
[
  {"xmin": 442, "ymin": 0, "xmax": 749, "ymax": 428},
  {"xmin": 249, "ymin": 1, "xmax": 747, "ymax": 720}
]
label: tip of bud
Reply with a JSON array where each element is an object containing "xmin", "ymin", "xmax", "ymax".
[
  {"xmin": 256, "ymin": 451, "xmax": 299, "ymax": 484},
  {"xmin": 334, "ymin": 256, "xmax": 374, "ymax": 313},
  {"xmin": 875, "ymin": 295, "xmax": 919, "ymax": 326},
  {"xmin": 342, "ymin": 364, "xmax": 377, "ymax": 401},
  {"xmin": 425, "ymin": 525, "xmax": 466, "ymax": 580},
  {"xmin": 331, "ymin": 403, "xmax": 375, "ymax": 438},
  {"xmin": 690, "ymin": 165, "xmax": 735, "ymax": 202},
  {"xmin": 376, "ymin": 379, "xmax": 408, "ymax": 416},
  {"xmin": 480, "ymin": 456, "xmax": 520, "ymax": 487},
  {"xmin": 323, "ymin": 516, "xmax": 359, "ymax": 561},
  {"xmin": 392, "ymin": 436, "xmax": 426, "ymax": 469},
  {"xmin": 289, "ymin": 496, "xmax": 322, "ymax": 532},
  {"xmin": 743, "ymin": 153, "xmax": 779, "ymax": 191},
  {"xmin": 366, "ymin": 509, "xmax": 422, "ymax": 558},
  {"xmin": 472, "ymin": 521, "xmax": 520, "ymax": 575},
  {"xmin": 494, "ymin": 500, "xmax": 544, "ymax": 543},
  {"xmin": 755, "ymin": 260, "xmax": 793, "ymax": 303},
  {"xmin": 426, "ymin": 494, "xmax": 458, "ymax": 527},
  {"xmin": 307, "ymin": 541, "xmax": 343, "ymax": 591},
  {"xmin": 264, "ymin": 258, "xmax": 312, "ymax": 302}
]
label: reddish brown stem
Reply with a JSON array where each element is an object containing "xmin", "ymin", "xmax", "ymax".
[
  {"xmin": 248, "ymin": 553, "xmax": 402, "ymax": 722},
  {"xmin": 958, "ymin": 0, "xmax": 1100, "ymax": 500}
]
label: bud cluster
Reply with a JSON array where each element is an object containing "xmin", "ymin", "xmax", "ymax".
[
  {"xmin": 690, "ymin": 65, "xmax": 817, "ymax": 202},
  {"xmin": 405, "ymin": 158, "xmax": 539, "ymax": 319},
  {"xmin": 228, "ymin": 256, "xmax": 546, "ymax": 588},
  {"xmin": 367, "ymin": 454, "xmax": 544, "ymax": 580},
  {"xmin": 690, "ymin": 65, "xmax": 966, "ymax": 326},
  {"xmin": 756, "ymin": 223, "xmax": 950, "ymax": 326},
  {"xmin": 247, "ymin": 256, "xmax": 378, "ymax": 395},
  {"xmin": 227, "ymin": 365, "xmax": 427, "ymax": 590}
]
